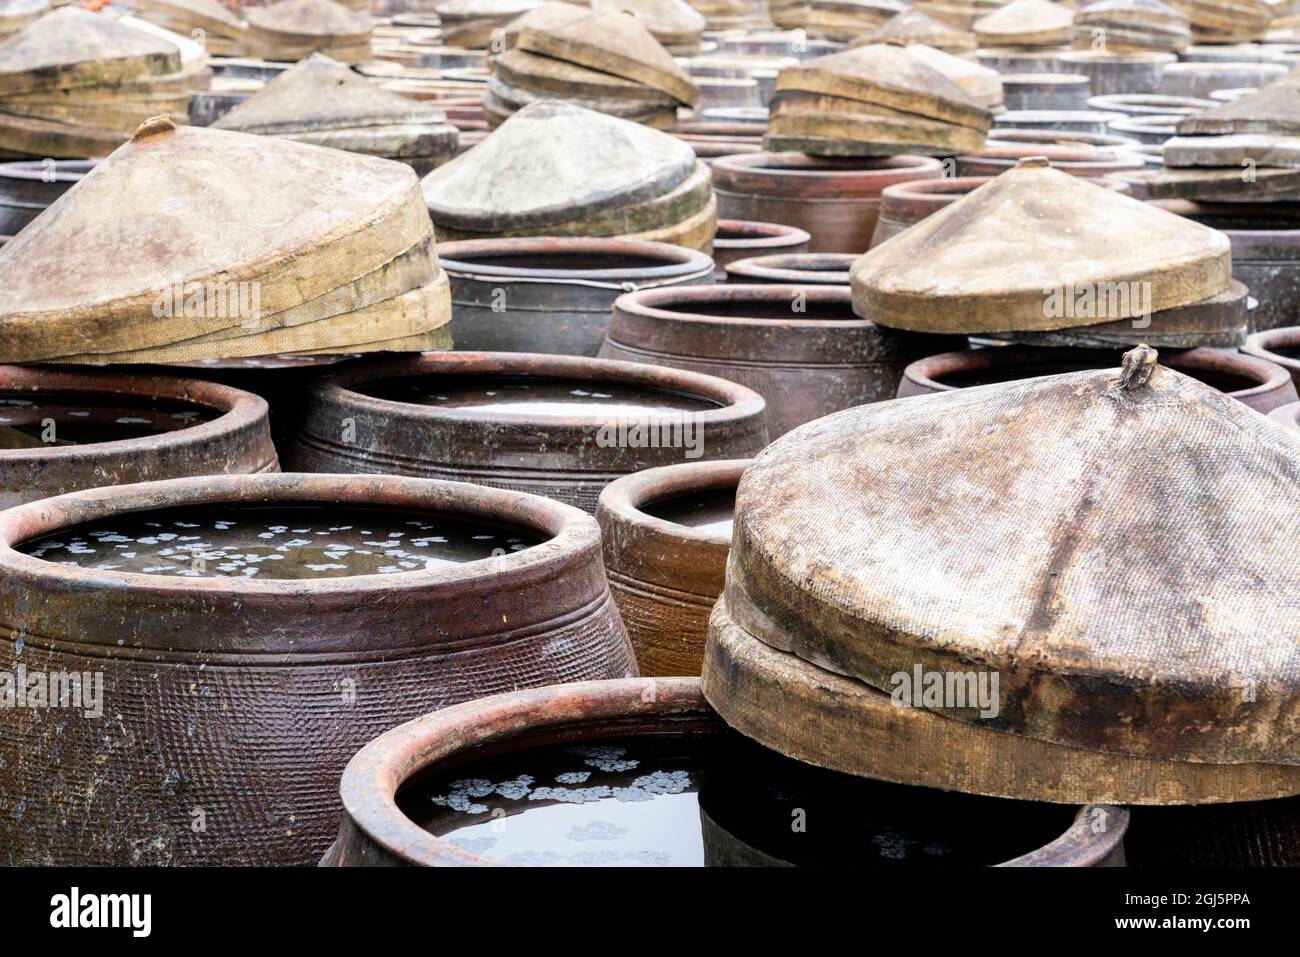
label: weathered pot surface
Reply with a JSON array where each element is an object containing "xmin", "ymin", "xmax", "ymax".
[
  {"xmin": 289, "ymin": 351, "xmax": 769, "ymax": 512},
  {"xmin": 601, "ymin": 283, "xmax": 962, "ymax": 436},
  {"xmin": 723, "ymin": 251, "xmax": 855, "ymax": 284},
  {"xmin": 437, "ymin": 237, "xmax": 715, "ymax": 356},
  {"xmin": 898, "ymin": 345, "xmax": 1299, "ymax": 413},
  {"xmin": 710, "ymin": 151, "xmax": 943, "ymax": 253},
  {"xmin": 710, "ymin": 219, "xmax": 811, "ymax": 279},
  {"xmin": 0, "ymin": 364, "xmax": 278, "ymax": 509},
  {"xmin": 1243, "ymin": 325, "xmax": 1300, "ymax": 386},
  {"xmin": 321, "ymin": 677, "xmax": 1129, "ymax": 867},
  {"xmin": 957, "ymin": 143, "xmax": 1146, "ymax": 177},
  {"xmin": 0, "ymin": 472, "xmax": 636, "ymax": 865},
  {"xmin": 597, "ymin": 458, "xmax": 748, "ymax": 676}
]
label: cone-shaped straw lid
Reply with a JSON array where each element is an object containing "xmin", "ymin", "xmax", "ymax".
[
  {"xmin": 974, "ymin": 0, "xmax": 1074, "ymax": 44},
  {"xmin": 862, "ymin": 8, "xmax": 977, "ymax": 51},
  {"xmin": 774, "ymin": 43, "xmax": 988, "ymax": 129},
  {"xmin": 0, "ymin": 7, "xmax": 182, "ymax": 96},
  {"xmin": 213, "ymin": 53, "xmax": 446, "ymax": 134},
  {"xmin": 1177, "ymin": 77, "xmax": 1300, "ymax": 136},
  {"xmin": 851, "ymin": 157, "xmax": 1231, "ymax": 333},
  {"xmin": 591, "ymin": 0, "xmax": 706, "ymax": 39},
  {"xmin": 517, "ymin": 9, "xmax": 699, "ymax": 106},
  {"xmin": 501, "ymin": 0, "xmax": 588, "ymax": 45},
  {"xmin": 421, "ymin": 100, "xmax": 696, "ymax": 231},
  {"xmin": 136, "ymin": 0, "xmax": 244, "ymax": 33},
  {"xmin": 246, "ymin": 0, "xmax": 371, "ymax": 39},
  {"xmin": 0, "ymin": 115, "xmax": 432, "ymax": 363},
  {"xmin": 907, "ymin": 43, "xmax": 1002, "ymax": 109},
  {"xmin": 0, "ymin": 0, "xmax": 48, "ymax": 37},
  {"xmin": 725, "ymin": 344, "xmax": 1300, "ymax": 765}
]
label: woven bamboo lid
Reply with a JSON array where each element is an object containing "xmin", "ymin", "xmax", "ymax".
[
  {"xmin": 857, "ymin": 9, "xmax": 978, "ymax": 52},
  {"xmin": 974, "ymin": 0, "xmax": 1074, "ymax": 47},
  {"xmin": 213, "ymin": 53, "xmax": 447, "ymax": 134},
  {"xmin": 0, "ymin": 7, "xmax": 181, "ymax": 97},
  {"xmin": 245, "ymin": 0, "xmax": 371, "ymax": 41},
  {"xmin": 495, "ymin": 48, "xmax": 679, "ymax": 103},
  {"xmin": 592, "ymin": 0, "xmax": 705, "ymax": 45},
  {"xmin": 773, "ymin": 43, "xmax": 990, "ymax": 130},
  {"xmin": 517, "ymin": 9, "xmax": 699, "ymax": 106},
  {"xmin": 906, "ymin": 44, "xmax": 1003, "ymax": 109},
  {"xmin": 723, "ymin": 345, "xmax": 1300, "ymax": 765},
  {"xmin": 851, "ymin": 157, "xmax": 1231, "ymax": 333},
  {"xmin": 0, "ymin": 115, "xmax": 433, "ymax": 363},
  {"xmin": 501, "ymin": 1, "xmax": 587, "ymax": 47},
  {"xmin": 135, "ymin": 0, "xmax": 244, "ymax": 35},
  {"xmin": 422, "ymin": 100, "xmax": 697, "ymax": 232}
]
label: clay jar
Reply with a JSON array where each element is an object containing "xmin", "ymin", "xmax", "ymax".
[
  {"xmin": 289, "ymin": 351, "xmax": 769, "ymax": 513},
  {"xmin": 710, "ymin": 219, "xmax": 811, "ymax": 280},
  {"xmin": 597, "ymin": 459, "xmax": 748, "ymax": 676},
  {"xmin": 1243, "ymin": 326, "xmax": 1300, "ymax": 387},
  {"xmin": 601, "ymin": 284, "xmax": 963, "ymax": 436},
  {"xmin": 724, "ymin": 252, "xmax": 856, "ymax": 285},
  {"xmin": 0, "ymin": 472, "xmax": 636, "ymax": 865},
  {"xmin": 0, "ymin": 364, "xmax": 277, "ymax": 509}
]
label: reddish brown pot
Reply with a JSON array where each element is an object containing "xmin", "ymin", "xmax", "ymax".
[
  {"xmin": 956, "ymin": 144, "xmax": 1146, "ymax": 178},
  {"xmin": 871, "ymin": 175, "xmax": 1131, "ymax": 248},
  {"xmin": 596, "ymin": 459, "xmax": 747, "ymax": 676},
  {"xmin": 321, "ymin": 677, "xmax": 1129, "ymax": 867},
  {"xmin": 289, "ymin": 352, "xmax": 769, "ymax": 513},
  {"xmin": 0, "ymin": 473, "xmax": 635, "ymax": 866},
  {"xmin": 1269, "ymin": 400, "xmax": 1299, "ymax": 432},
  {"xmin": 1243, "ymin": 326, "xmax": 1300, "ymax": 388},
  {"xmin": 600, "ymin": 284, "xmax": 963, "ymax": 437},
  {"xmin": 437, "ymin": 237, "xmax": 715, "ymax": 356},
  {"xmin": 724, "ymin": 252, "xmax": 856, "ymax": 285},
  {"xmin": 711, "ymin": 219, "xmax": 811, "ymax": 280},
  {"xmin": 1, "ymin": 365, "xmax": 277, "ymax": 509},
  {"xmin": 673, "ymin": 121, "xmax": 764, "ymax": 164},
  {"xmin": 898, "ymin": 346, "xmax": 1299, "ymax": 413},
  {"xmin": 1153, "ymin": 203, "xmax": 1300, "ymax": 333},
  {"xmin": 711, "ymin": 152, "xmax": 944, "ymax": 253}
]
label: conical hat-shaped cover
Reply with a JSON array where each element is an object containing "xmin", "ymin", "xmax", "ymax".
[
  {"xmin": 851, "ymin": 158, "xmax": 1231, "ymax": 332},
  {"xmin": 974, "ymin": 0, "xmax": 1073, "ymax": 45},
  {"xmin": 861, "ymin": 8, "xmax": 976, "ymax": 51},
  {"xmin": 517, "ymin": 9, "xmax": 699, "ymax": 105},
  {"xmin": 724, "ymin": 345, "xmax": 1300, "ymax": 765},
  {"xmin": 135, "ymin": 0, "xmax": 244, "ymax": 35},
  {"xmin": 592, "ymin": 0, "xmax": 706, "ymax": 41},
  {"xmin": 1176, "ymin": 77, "xmax": 1300, "ymax": 136},
  {"xmin": 0, "ymin": 7, "xmax": 182, "ymax": 96},
  {"xmin": 1074, "ymin": 0, "xmax": 1189, "ymax": 29},
  {"xmin": 501, "ymin": 0, "xmax": 588, "ymax": 46},
  {"xmin": 245, "ymin": 0, "xmax": 371, "ymax": 40},
  {"xmin": 422, "ymin": 100, "xmax": 696, "ymax": 231},
  {"xmin": 0, "ymin": 0, "xmax": 48, "ymax": 38},
  {"xmin": 774, "ymin": 44, "xmax": 988, "ymax": 129},
  {"xmin": 0, "ymin": 115, "xmax": 433, "ymax": 363},
  {"xmin": 906, "ymin": 43, "xmax": 1002, "ymax": 109},
  {"xmin": 213, "ymin": 53, "xmax": 446, "ymax": 134}
]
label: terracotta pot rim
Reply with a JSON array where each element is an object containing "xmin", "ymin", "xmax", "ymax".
[
  {"xmin": 903, "ymin": 345, "xmax": 1295, "ymax": 406},
  {"xmin": 437, "ymin": 237, "xmax": 714, "ymax": 283},
  {"xmin": 0, "ymin": 471, "xmax": 595, "ymax": 599},
  {"xmin": 0, "ymin": 365, "xmax": 271, "ymax": 466},
  {"xmin": 331, "ymin": 675, "xmax": 1128, "ymax": 867},
  {"xmin": 723, "ymin": 253, "xmax": 855, "ymax": 284},
  {"xmin": 614, "ymin": 283, "xmax": 866, "ymax": 330},
  {"xmin": 311, "ymin": 350, "xmax": 769, "ymax": 428},
  {"xmin": 712, "ymin": 151, "xmax": 944, "ymax": 196},
  {"xmin": 713, "ymin": 219, "xmax": 813, "ymax": 251},
  {"xmin": 597, "ymin": 458, "xmax": 749, "ymax": 547},
  {"xmin": 1244, "ymin": 326, "xmax": 1300, "ymax": 371}
]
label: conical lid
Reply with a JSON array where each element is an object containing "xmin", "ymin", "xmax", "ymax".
[
  {"xmin": 0, "ymin": 0, "xmax": 48, "ymax": 37},
  {"xmin": 517, "ymin": 9, "xmax": 699, "ymax": 106},
  {"xmin": 1177, "ymin": 78, "xmax": 1300, "ymax": 137},
  {"xmin": 0, "ymin": 7, "xmax": 182, "ymax": 97},
  {"xmin": 724, "ymin": 344, "xmax": 1300, "ymax": 765},
  {"xmin": 774, "ymin": 44, "xmax": 989, "ymax": 130},
  {"xmin": 435, "ymin": 0, "xmax": 540, "ymax": 16},
  {"xmin": 0, "ymin": 115, "xmax": 432, "ymax": 363},
  {"xmin": 974, "ymin": 0, "xmax": 1074, "ymax": 43},
  {"xmin": 213, "ymin": 53, "xmax": 446, "ymax": 134},
  {"xmin": 1163, "ymin": 133, "xmax": 1300, "ymax": 169},
  {"xmin": 501, "ymin": 0, "xmax": 588, "ymax": 46},
  {"xmin": 592, "ymin": 0, "xmax": 706, "ymax": 40},
  {"xmin": 135, "ymin": 0, "xmax": 244, "ymax": 35},
  {"xmin": 906, "ymin": 43, "xmax": 1002, "ymax": 109},
  {"xmin": 421, "ymin": 100, "xmax": 696, "ymax": 231},
  {"xmin": 851, "ymin": 157, "xmax": 1231, "ymax": 333},
  {"xmin": 1074, "ymin": 0, "xmax": 1189, "ymax": 28},
  {"xmin": 861, "ymin": 8, "xmax": 977, "ymax": 51},
  {"xmin": 496, "ymin": 48, "xmax": 679, "ymax": 103},
  {"xmin": 245, "ymin": 0, "xmax": 371, "ymax": 41}
]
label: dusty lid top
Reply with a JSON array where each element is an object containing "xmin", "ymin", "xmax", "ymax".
[
  {"xmin": 422, "ymin": 100, "xmax": 696, "ymax": 231},
  {"xmin": 136, "ymin": 0, "xmax": 244, "ymax": 31},
  {"xmin": 213, "ymin": 53, "xmax": 446, "ymax": 134},
  {"xmin": 435, "ymin": 0, "xmax": 540, "ymax": 17},
  {"xmin": 906, "ymin": 43, "xmax": 1003, "ymax": 108},
  {"xmin": 0, "ymin": 7, "xmax": 181, "ymax": 95},
  {"xmin": 863, "ymin": 8, "xmax": 976, "ymax": 50},
  {"xmin": 974, "ymin": 0, "xmax": 1073, "ymax": 41},
  {"xmin": 516, "ymin": 9, "xmax": 698, "ymax": 105},
  {"xmin": 1074, "ymin": 0, "xmax": 1189, "ymax": 27},
  {"xmin": 591, "ymin": 0, "xmax": 706, "ymax": 36},
  {"xmin": 501, "ymin": 0, "xmax": 587, "ymax": 44},
  {"xmin": 245, "ymin": 0, "xmax": 372, "ymax": 38},
  {"xmin": 1176, "ymin": 78, "xmax": 1300, "ymax": 137},
  {"xmin": 774, "ymin": 43, "xmax": 989, "ymax": 129},
  {"xmin": 851, "ymin": 158, "xmax": 1231, "ymax": 332},
  {"xmin": 0, "ymin": 117, "xmax": 430, "ymax": 360},
  {"xmin": 727, "ymin": 345, "xmax": 1300, "ymax": 765},
  {"xmin": 0, "ymin": 0, "xmax": 48, "ymax": 26}
]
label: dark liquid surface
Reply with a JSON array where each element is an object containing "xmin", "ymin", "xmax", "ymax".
[
  {"xmin": 358, "ymin": 375, "xmax": 721, "ymax": 416},
  {"xmin": 0, "ymin": 393, "xmax": 216, "ymax": 449},
  {"xmin": 18, "ymin": 506, "xmax": 542, "ymax": 579},
  {"xmin": 642, "ymin": 488, "xmax": 736, "ymax": 538},
  {"xmin": 397, "ymin": 733, "xmax": 1077, "ymax": 867},
  {"xmin": 937, "ymin": 361, "xmax": 1254, "ymax": 393}
]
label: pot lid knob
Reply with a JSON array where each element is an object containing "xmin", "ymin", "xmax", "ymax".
[
  {"xmin": 133, "ymin": 115, "xmax": 178, "ymax": 142},
  {"xmin": 1119, "ymin": 343, "xmax": 1158, "ymax": 390},
  {"xmin": 1016, "ymin": 155, "xmax": 1052, "ymax": 169}
]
